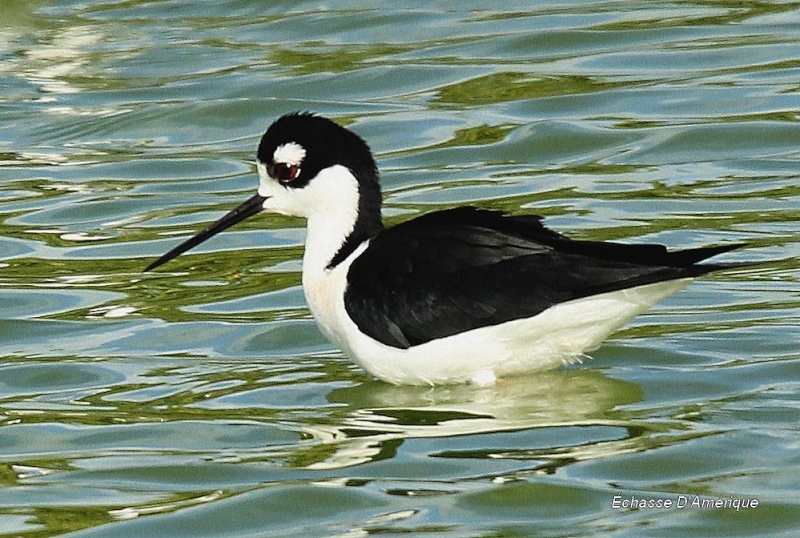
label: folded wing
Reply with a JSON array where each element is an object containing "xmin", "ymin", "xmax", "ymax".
[{"xmin": 344, "ymin": 207, "xmax": 741, "ymax": 349}]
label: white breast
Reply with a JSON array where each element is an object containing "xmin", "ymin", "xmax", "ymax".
[{"xmin": 301, "ymin": 241, "xmax": 367, "ymax": 353}]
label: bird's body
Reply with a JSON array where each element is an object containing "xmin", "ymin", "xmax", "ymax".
[
  {"xmin": 146, "ymin": 112, "xmax": 749, "ymax": 385},
  {"xmin": 308, "ymin": 255, "xmax": 690, "ymax": 385}
]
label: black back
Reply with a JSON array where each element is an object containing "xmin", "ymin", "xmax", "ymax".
[{"xmin": 344, "ymin": 207, "xmax": 742, "ymax": 349}]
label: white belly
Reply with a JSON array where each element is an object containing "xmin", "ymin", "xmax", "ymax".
[{"xmin": 302, "ymin": 249, "xmax": 692, "ymax": 385}]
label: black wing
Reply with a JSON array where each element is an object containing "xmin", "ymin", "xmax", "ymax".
[{"xmin": 344, "ymin": 207, "xmax": 742, "ymax": 349}]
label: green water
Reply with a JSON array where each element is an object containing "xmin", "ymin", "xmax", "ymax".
[{"xmin": 1, "ymin": 1, "xmax": 799, "ymax": 536}]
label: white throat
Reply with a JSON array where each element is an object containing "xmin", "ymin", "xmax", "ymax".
[{"xmin": 257, "ymin": 163, "xmax": 362, "ymax": 274}]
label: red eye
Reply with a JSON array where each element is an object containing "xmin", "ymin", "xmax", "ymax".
[{"xmin": 270, "ymin": 162, "xmax": 300, "ymax": 182}]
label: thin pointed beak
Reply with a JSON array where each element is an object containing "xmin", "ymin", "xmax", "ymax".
[{"xmin": 144, "ymin": 194, "xmax": 266, "ymax": 272}]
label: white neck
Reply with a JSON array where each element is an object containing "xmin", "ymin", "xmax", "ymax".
[
  {"xmin": 303, "ymin": 215, "xmax": 356, "ymax": 276},
  {"xmin": 303, "ymin": 168, "xmax": 362, "ymax": 277}
]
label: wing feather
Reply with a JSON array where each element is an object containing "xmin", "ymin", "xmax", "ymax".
[{"xmin": 344, "ymin": 207, "xmax": 741, "ymax": 349}]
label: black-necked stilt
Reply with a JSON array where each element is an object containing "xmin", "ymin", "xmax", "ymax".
[{"xmin": 145, "ymin": 112, "xmax": 751, "ymax": 385}]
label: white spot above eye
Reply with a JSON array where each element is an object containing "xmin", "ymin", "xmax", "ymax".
[{"xmin": 273, "ymin": 142, "xmax": 306, "ymax": 166}]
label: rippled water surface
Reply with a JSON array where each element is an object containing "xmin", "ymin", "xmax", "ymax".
[{"xmin": 1, "ymin": 1, "xmax": 799, "ymax": 536}]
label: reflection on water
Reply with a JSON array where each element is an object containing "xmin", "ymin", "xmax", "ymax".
[
  {"xmin": 318, "ymin": 372, "xmax": 636, "ymax": 469},
  {"xmin": 296, "ymin": 370, "xmax": 707, "ymax": 473}
]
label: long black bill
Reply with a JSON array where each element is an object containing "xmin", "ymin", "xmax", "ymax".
[{"xmin": 144, "ymin": 194, "xmax": 267, "ymax": 272}]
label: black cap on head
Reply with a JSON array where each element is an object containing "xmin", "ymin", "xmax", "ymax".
[{"xmin": 257, "ymin": 112, "xmax": 378, "ymax": 191}]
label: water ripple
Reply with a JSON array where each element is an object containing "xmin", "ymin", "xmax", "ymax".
[{"xmin": 0, "ymin": 1, "xmax": 798, "ymax": 536}]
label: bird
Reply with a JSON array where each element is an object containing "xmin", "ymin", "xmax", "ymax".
[{"xmin": 145, "ymin": 112, "xmax": 752, "ymax": 386}]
